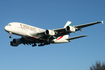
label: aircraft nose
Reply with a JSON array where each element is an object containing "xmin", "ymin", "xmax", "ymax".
[
  {"xmin": 4, "ymin": 26, "xmax": 8, "ymax": 32},
  {"xmin": 4, "ymin": 26, "xmax": 7, "ymax": 30}
]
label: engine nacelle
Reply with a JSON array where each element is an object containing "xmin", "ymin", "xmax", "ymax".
[
  {"xmin": 66, "ymin": 26, "xmax": 76, "ymax": 32},
  {"xmin": 10, "ymin": 38, "xmax": 21, "ymax": 47},
  {"xmin": 45, "ymin": 30, "xmax": 56, "ymax": 35}
]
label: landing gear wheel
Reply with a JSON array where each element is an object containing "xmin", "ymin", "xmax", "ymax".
[
  {"xmin": 32, "ymin": 43, "xmax": 37, "ymax": 47},
  {"xmin": 9, "ymin": 36, "xmax": 12, "ymax": 38},
  {"xmin": 9, "ymin": 32, "xmax": 12, "ymax": 38},
  {"xmin": 38, "ymin": 43, "xmax": 44, "ymax": 46}
]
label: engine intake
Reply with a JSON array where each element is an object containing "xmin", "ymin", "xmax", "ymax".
[
  {"xmin": 66, "ymin": 26, "xmax": 76, "ymax": 32},
  {"xmin": 45, "ymin": 30, "xmax": 56, "ymax": 35},
  {"xmin": 66, "ymin": 26, "xmax": 70, "ymax": 31},
  {"xmin": 10, "ymin": 38, "xmax": 21, "ymax": 47}
]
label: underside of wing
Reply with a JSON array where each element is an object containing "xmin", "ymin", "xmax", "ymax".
[
  {"xmin": 67, "ymin": 35, "xmax": 87, "ymax": 41},
  {"xmin": 29, "ymin": 28, "xmax": 72, "ymax": 42},
  {"xmin": 29, "ymin": 31, "xmax": 51, "ymax": 41},
  {"xmin": 52, "ymin": 28, "xmax": 70, "ymax": 37},
  {"xmin": 74, "ymin": 21, "xmax": 102, "ymax": 29}
]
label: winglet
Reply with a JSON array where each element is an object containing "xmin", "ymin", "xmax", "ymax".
[
  {"xmin": 64, "ymin": 21, "xmax": 72, "ymax": 28},
  {"xmin": 101, "ymin": 20, "xmax": 104, "ymax": 24}
]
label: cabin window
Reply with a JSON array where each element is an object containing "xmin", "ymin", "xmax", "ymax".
[{"xmin": 8, "ymin": 24, "xmax": 11, "ymax": 26}]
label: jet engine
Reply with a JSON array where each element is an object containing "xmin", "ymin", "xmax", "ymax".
[
  {"xmin": 45, "ymin": 30, "xmax": 56, "ymax": 36},
  {"xmin": 10, "ymin": 38, "xmax": 21, "ymax": 46},
  {"xmin": 66, "ymin": 26, "xmax": 76, "ymax": 32}
]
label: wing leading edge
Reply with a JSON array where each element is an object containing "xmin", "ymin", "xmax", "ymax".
[{"xmin": 74, "ymin": 21, "xmax": 103, "ymax": 29}]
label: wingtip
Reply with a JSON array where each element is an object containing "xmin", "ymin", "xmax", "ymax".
[
  {"xmin": 83, "ymin": 35, "xmax": 88, "ymax": 37},
  {"xmin": 101, "ymin": 20, "xmax": 104, "ymax": 24}
]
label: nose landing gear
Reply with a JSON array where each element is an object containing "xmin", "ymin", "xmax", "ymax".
[
  {"xmin": 9, "ymin": 36, "xmax": 12, "ymax": 38},
  {"xmin": 9, "ymin": 32, "xmax": 12, "ymax": 38}
]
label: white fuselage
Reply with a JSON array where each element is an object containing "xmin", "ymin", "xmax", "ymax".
[
  {"xmin": 4, "ymin": 22, "xmax": 69, "ymax": 44},
  {"xmin": 4, "ymin": 21, "xmax": 102, "ymax": 47},
  {"xmin": 5, "ymin": 22, "xmax": 45, "ymax": 36}
]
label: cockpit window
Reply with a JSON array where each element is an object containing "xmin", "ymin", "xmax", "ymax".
[{"xmin": 7, "ymin": 24, "xmax": 11, "ymax": 26}]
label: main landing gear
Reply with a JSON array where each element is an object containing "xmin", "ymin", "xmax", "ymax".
[
  {"xmin": 32, "ymin": 43, "xmax": 44, "ymax": 47},
  {"xmin": 9, "ymin": 32, "xmax": 12, "ymax": 38},
  {"xmin": 38, "ymin": 43, "xmax": 50, "ymax": 47},
  {"xmin": 38, "ymin": 43, "xmax": 44, "ymax": 46},
  {"xmin": 32, "ymin": 43, "xmax": 37, "ymax": 47},
  {"xmin": 32, "ymin": 43, "xmax": 50, "ymax": 47}
]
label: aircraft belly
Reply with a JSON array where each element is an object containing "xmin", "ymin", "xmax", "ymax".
[{"xmin": 24, "ymin": 36, "xmax": 48, "ymax": 43}]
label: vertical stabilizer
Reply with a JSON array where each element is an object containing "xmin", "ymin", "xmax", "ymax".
[{"xmin": 64, "ymin": 21, "xmax": 72, "ymax": 28}]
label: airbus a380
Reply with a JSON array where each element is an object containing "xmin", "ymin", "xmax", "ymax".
[{"xmin": 4, "ymin": 21, "xmax": 103, "ymax": 47}]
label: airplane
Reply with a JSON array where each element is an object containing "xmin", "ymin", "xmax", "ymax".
[{"xmin": 4, "ymin": 21, "xmax": 103, "ymax": 47}]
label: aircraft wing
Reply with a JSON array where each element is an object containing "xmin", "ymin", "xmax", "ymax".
[
  {"xmin": 53, "ymin": 28, "xmax": 70, "ymax": 36},
  {"xmin": 29, "ymin": 21, "xmax": 103, "ymax": 42},
  {"xmin": 74, "ymin": 21, "xmax": 103, "ymax": 31},
  {"xmin": 67, "ymin": 35, "xmax": 87, "ymax": 41},
  {"xmin": 29, "ymin": 29, "xmax": 70, "ymax": 42},
  {"xmin": 29, "ymin": 31, "xmax": 50, "ymax": 40},
  {"xmin": 30, "ymin": 28, "xmax": 71, "ymax": 40},
  {"xmin": 53, "ymin": 21, "xmax": 103, "ymax": 34}
]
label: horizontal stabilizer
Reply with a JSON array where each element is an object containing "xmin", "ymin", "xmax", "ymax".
[{"xmin": 67, "ymin": 35, "xmax": 87, "ymax": 40}]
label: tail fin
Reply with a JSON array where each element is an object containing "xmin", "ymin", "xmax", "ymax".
[{"xmin": 64, "ymin": 21, "xmax": 72, "ymax": 28}]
